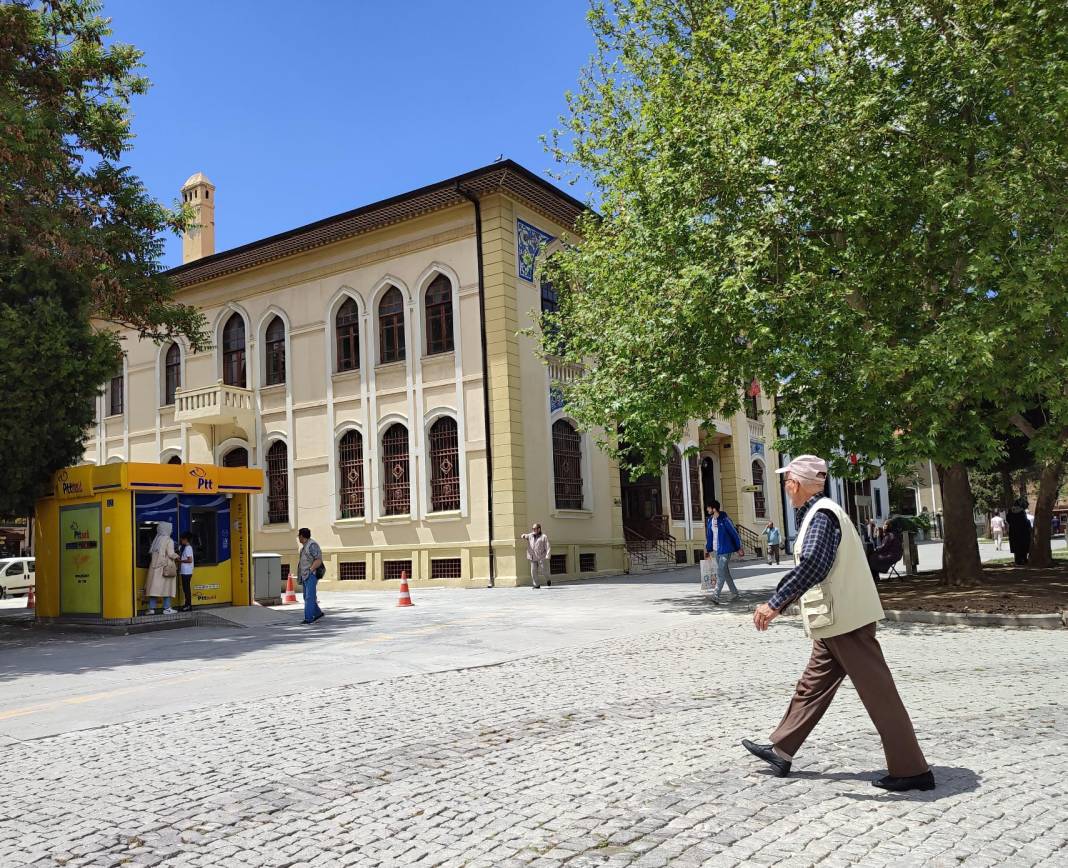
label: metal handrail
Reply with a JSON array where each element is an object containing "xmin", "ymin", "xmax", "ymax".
[
  {"xmin": 623, "ymin": 522, "xmax": 677, "ymax": 564},
  {"xmin": 735, "ymin": 524, "xmax": 764, "ymax": 558}
]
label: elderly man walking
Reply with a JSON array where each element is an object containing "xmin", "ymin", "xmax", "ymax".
[
  {"xmin": 521, "ymin": 523, "xmax": 551, "ymax": 589},
  {"xmin": 742, "ymin": 455, "xmax": 934, "ymax": 792}
]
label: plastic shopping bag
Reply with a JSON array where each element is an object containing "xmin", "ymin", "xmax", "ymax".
[{"xmin": 700, "ymin": 557, "xmax": 715, "ymax": 592}]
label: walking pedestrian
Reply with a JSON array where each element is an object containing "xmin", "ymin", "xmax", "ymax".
[
  {"xmin": 1007, "ymin": 499, "xmax": 1031, "ymax": 566},
  {"xmin": 298, "ymin": 528, "xmax": 325, "ymax": 624},
  {"xmin": 522, "ymin": 523, "xmax": 551, "ymax": 588},
  {"xmin": 705, "ymin": 501, "xmax": 743, "ymax": 604},
  {"xmin": 742, "ymin": 454, "xmax": 935, "ymax": 792},
  {"xmin": 762, "ymin": 521, "xmax": 782, "ymax": 565},
  {"xmin": 144, "ymin": 521, "xmax": 178, "ymax": 615},
  {"xmin": 178, "ymin": 531, "xmax": 195, "ymax": 612},
  {"xmin": 990, "ymin": 512, "xmax": 1005, "ymax": 550}
]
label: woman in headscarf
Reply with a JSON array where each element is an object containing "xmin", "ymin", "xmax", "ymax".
[
  {"xmin": 1007, "ymin": 497, "xmax": 1031, "ymax": 566},
  {"xmin": 145, "ymin": 521, "xmax": 178, "ymax": 614}
]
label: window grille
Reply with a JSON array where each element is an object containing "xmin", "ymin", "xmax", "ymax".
[
  {"xmin": 280, "ymin": 563, "xmax": 291, "ymax": 583},
  {"xmin": 694, "ymin": 549, "xmax": 704, "ymax": 564},
  {"xmin": 164, "ymin": 343, "xmax": 181, "ymax": 405},
  {"xmin": 579, "ymin": 553, "xmax": 596, "ymax": 572},
  {"xmin": 552, "ymin": 420, "xmax": 583, "ymax": 509},
  {"xmin": 378, "ymin": 286, "xmax": 406, "ymax": 364},
  {"xmin": 425, "ymin": 274, "xmax": 454, "ymax": 355},
  {"xmin": 338, "ymin": 430, "xmax": 364, "ymax": 518},
  {"xmin": 222, "ymin": 314, "xmax": 246, "ymax": 387},
  {"xmin": 266, "ymin": 441, "xmax": 289, "ymax": 524},
  {"xmin": 382, "ymin": 423, "xmax": 410, "ymax": 515},
  {"xmin": 109, "ymin": 375, "xmax": 123, "ymax": 416},
  {"xmin": 752, "ymin": 461, "xmax": 767, "ymax": 518},
  {"xmin": 668, "ymin": 448, "xmax": 684, "ymax": 520},
  {"xmin": 675, "ymin": 549, "xmax": 687, "ymax": 564},
  {"xmin": 223, "ymin": 447, "xmax": 248, "ymax": 468},
  {"xmin": 336, "ymin": 298, "xmax": 360, "ymax": 372},
  {"xmin": 429, "ymin": 417, "xmax": 460, "ymax": 511},
  {"xmin": 549, "ymin": 554, "xmax": 567, "ymax": 574},
  {"xmin": 430, "ymin": 558, "xmax": 462, "ymax": 580},
  {"xmin": 339, "ymin": 562, "xmax": 366, "ymax": 581},
  {"xmin": 688, "ymin": 454, "xmax": 701, "ymax": 521},
  {"xmin": 384, "ymin": 559, "xmax": 412, "ymax": 581},
  {"xmin": 264, "ymin": 316, "xmax": 286, "ymax": 386}
]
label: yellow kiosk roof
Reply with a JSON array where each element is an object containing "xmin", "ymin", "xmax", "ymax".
[{"xmin": 50, "ymin": 462, "xmax": 265, "ymax": 500}]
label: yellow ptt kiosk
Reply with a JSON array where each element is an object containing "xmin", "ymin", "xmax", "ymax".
[{"xmin": 34, "ymin": 462, "xmax": 264, "ymax": 623}]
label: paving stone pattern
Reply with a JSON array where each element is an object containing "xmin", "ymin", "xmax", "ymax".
[{"xmin": 2, "ymin": 617, "xmax": 1066, "ymax": 867}]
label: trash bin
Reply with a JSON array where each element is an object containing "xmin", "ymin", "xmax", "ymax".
[{"xmin": 252, "ymin": 553, "xmax": 281, "ymax": 605}]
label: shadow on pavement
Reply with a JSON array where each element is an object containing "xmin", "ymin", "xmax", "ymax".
[{"xmin": 836, "ymin": 766, "xmax": 981, "ymax": 801}]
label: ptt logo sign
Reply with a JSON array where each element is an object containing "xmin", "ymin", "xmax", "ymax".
[
  {"xmin": 58, "ymin": 470, "xmax": 84, "ymax": 496},
  {"xmin": 189, "ymin": 467, "xmax": 215, "ymax": 491}
]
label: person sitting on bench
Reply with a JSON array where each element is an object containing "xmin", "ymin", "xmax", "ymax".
[{"xmin": 867, "ymin": 520, "xmax": 903, "ymax": 579}]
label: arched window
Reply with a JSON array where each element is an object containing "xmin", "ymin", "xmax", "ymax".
[
  {"xmin": 668, "ymin": 447, "xmax": 684, "ymax": 520},
  {"xmin": 222, "ymin": 313, "xmax": 246, "ymax": 387},
  {"xmin": 752, "ymin": 460, "xmax": 767, "ymax": 518},
  {"xmin": 688, "ymin": 454, "xmax": 701, "ymax": 521},
  {"xmin": 335, "ymin": 297, "xmax": 360, "ymax": 372},
  {"xmin": 382, "ymin": 424, "xmax": 410, "ymax": 515},
  {"xmin": 264, "ymin": 316, "xmax": 286, "ymax": 386},
  {"xmin": 266, "ymin": 441, "xmax": 289, "ymax": 524},
  {"xmin": 429, "ymin": 417, "xmax": 460, "ymax": 511},
  {"xmin": 378, "ymin": 286, "xmax": 405, "ymax": 364},
  {"xmin": 425, "ymin": 274, "xmax": 454, "ymax": 355},
  {"xmin": 223, "ymin": 447, "xmax": 248, "ymax": 468},
  {"xmin": 164, "ymin": 343, "xmax": 181, "ymax": 405},
  {"xmin": 552, "ymin": 420, "xmax": 583, "ymax": 510},
  {"xmin": 338, "ymin": 430, "xmax": 364, "ymax": 518}
]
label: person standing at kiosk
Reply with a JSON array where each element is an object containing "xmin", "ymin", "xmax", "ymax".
[
  {"xmin": 178, "ymin": 531, "xmax": 195, "ymax": 612},
  {"xmin": 145, "ymin": 521, "xmax": 178, "ymax": 614}
]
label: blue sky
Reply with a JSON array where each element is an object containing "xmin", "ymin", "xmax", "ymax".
[{"xmin": 102, "ymin": 0, "xmax": 597, "ymax": 267}]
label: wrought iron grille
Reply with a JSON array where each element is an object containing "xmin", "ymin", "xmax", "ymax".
[
  {"xmin": 430, "ymin": 558, "xmax": 462, "ymax": 580},
  {"xmin": 222, "ymin": 314, "xmax": 246, "ymax": 387},
  {"xmin": 429, "ymin": 417, "xmax": 460, "ymax": 512},
  {"xmin": 549, "ymin": 554, "xmax": 567, "ymax": 575},
  {"xmin": 223, "ymin": 447, "xmax": 248, "ymax": 468},
  {"xmin": 579, "ymin": 553, "xmax": 596, "ymax": 572},
  {"xmin": 688, "ymin": 454, "xmax": 701, "ymax": 520},
  {"xmin": 264, "ymin": 316, "xmax": 286, "ymax": 386},
  {"xmin": 668, "ymin": 448, "xmax": 684, "ymax": 520},
  {"xmin": 383, "ymin": 559, "xmax": 412, "ymax": 581},
  {"xmin": 339, "ymin": 561, "xmax": 366, "ymax": 581},
  {"xmin": 694, "ymin": 549, "xmax": 704, "ymax": 564},
  {"xmin": 382, "ymin": 423, "xmax": 410, "ymax": 515},
  {"xmin": 335, "ymin": 298, "xmax": 360, "ymax": 372},
  {"xmin": 266, "ymin": 441, "xmax": 289, "ymax": 524},
  {"xmin": 338, "ymin": 430, "xmax": 365, "ymax": 518},
  {"xmin": 378, "ymin": 286, "xmax": 406, "ymax": 364},
  {"xmin": 425, "ymin": 274, "xmax": 454, "ymax": 355},
  {"xmin": 552, "ymin": 420, "xmax": 583, "ymax": 509},
  {"xmin": 752, "ymin": 460, "xmax": 767, "ymax": 518},
  {"xmin": 164, "ymin": 343, "xmax": 180, "ymax": 405},
  {"xmin": 675, "ymin": 549, "xmax": 687, "ymax": 564}
]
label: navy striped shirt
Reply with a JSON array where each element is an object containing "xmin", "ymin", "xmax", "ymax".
[{"xmin": 769, "ymin": 496, "xmax": 841, "ymax": 611}]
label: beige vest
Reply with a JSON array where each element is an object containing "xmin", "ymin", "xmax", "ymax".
[{"xmin": 795, "ymin": 498, "xmax": 885, "ymax": 640}]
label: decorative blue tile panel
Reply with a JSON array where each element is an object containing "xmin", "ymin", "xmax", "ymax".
[
  {"xmin": 751, "ymin": 441, "xmax": 765, "ymax": 457},
  {"xmin": 517, "ymin": 219, "xmax": 554, "ymax": 283},
  {"xmin": 549, "ymin": 385, "xmax": 565, "ymax": 413}
]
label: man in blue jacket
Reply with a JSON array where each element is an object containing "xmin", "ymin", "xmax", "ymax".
[{"xmin": 705, "ymin": 500, "xmax": 744, "ymax": 603}]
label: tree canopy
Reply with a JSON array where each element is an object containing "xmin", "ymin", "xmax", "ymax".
[{"xmin": 545, "ymin": 0, "xmax": 1068, "ymax": 582}]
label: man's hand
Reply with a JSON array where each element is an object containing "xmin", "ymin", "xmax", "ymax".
[{"xmin": 753, "ymin": 602, "xmax": 780, "ymax": 632}]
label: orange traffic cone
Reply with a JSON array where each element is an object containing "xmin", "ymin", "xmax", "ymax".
[
  {"xmin": 282, "ymin": 572, "xmax": 298, "ymax": 605},
  {"xmin": 26, "ymin": 586, "xmax": 35, "ymax": 610},
  {"xmin": 397, "ymin": 571, "xmax": 414, "ymax": 607}
]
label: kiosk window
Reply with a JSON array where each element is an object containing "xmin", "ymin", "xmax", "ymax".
[
  {"xmin": 136, "ymin": 522, "xmax": 161, "ymax": 568},
  {"xmin": 189, "ymin": 509, "xmax": 219, "ymax": 566}
]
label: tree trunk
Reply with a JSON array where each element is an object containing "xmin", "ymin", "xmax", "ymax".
[
  {"xmin": 937, "ymin": 462, "xmax": 982, "ymax": 586},
  {"xmin": 1000, "ymin": 468, "xmax": 1014, "ymax": 514},
  {"xmin": 1028, "ymin": 459, "xmax": 1063, "ymax": 568}
]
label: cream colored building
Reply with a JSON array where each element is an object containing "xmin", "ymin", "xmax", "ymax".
[{"xmin": 85, "ymin": 162, "xmax": 783, "ymax": 588}]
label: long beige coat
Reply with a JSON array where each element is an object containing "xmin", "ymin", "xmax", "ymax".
[{"xmin": 145, "ymin": 536, "xmax": 178, "ymax": 598}]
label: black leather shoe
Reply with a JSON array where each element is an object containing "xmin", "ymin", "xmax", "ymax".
[
  {"xmin": 313, "ymin": 612, "xmax": 324, "ymax": 621},
  {"xmin": 301, "ymin": 619, "xmax": 314, "ymax": 624},
  {"xmin": 742, "ymin": 739, "xmax": 791, "ymax": 777},
  {"xmin": 873, "ymin": 770, "xmax": 935, "ymax": 792}
]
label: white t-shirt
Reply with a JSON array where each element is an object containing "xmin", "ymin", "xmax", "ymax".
[
  {"xmin": 180, "ymin": 544, "xmax": 194, "ymax": 575},
  {"xmin": 990, "ymin": 516, "xmax": 1005, "ymax": 533}
]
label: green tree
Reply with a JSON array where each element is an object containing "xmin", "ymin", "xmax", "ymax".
[
  {"xmin": 0, "ymin": 0, "xmax": 207, "ymax": 514},
  {"xmin": 545, "ymin": 0, "xmax": 1068, "ymax": 585}
]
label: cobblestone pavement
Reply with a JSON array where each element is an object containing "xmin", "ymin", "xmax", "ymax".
[{"xmin": 2, "ymin": 605, "xmax": 1066, "ymax": 868}]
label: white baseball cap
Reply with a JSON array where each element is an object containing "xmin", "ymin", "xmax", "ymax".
[{"xmin": 776, "ymin": 454, "xmax": 828, "ymax": 481}]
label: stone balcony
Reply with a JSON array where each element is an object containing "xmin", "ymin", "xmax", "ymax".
[
  {"xmin": 174, "ymin": 381, "xmax": 255, "ymax": 440},
  {"xmin": 747, "ymin": 416, "xmax": 766, "ymax": 441}
]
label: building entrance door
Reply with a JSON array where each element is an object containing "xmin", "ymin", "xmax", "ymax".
[{"xmin": 620, "ymin": 469, "xmax": 664, "ymax": 532}]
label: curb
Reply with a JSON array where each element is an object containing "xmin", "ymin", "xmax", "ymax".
[{"xmin": 883, "ymin": 609, "xmax": 1067, "ymax": 629}]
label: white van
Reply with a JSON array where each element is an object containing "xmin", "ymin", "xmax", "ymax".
[{"xmin": 0, "ymin": 557, "xmax": 35, "ymax": 598}]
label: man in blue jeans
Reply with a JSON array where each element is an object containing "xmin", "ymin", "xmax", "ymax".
[
  {"xmin": 705, "ymin": 500, "xmax": 744, "ymax": 604},
  {"xmin": 297, "ymin": 528, "xmax": 324, "ymax": 624}
]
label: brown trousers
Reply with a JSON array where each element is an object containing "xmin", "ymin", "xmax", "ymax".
[{"xmin": 770, "ymin": 622, "xmax": 928, "ymax": 777}]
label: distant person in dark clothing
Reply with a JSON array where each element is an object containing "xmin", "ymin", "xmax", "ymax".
[
  {"xmin": 1007, "ymin": 498, "xmax": 1031, "ymax": 566},
  {"xmin": 867, "ymin": 520, "xmax": 902, "ymax": 579}
]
